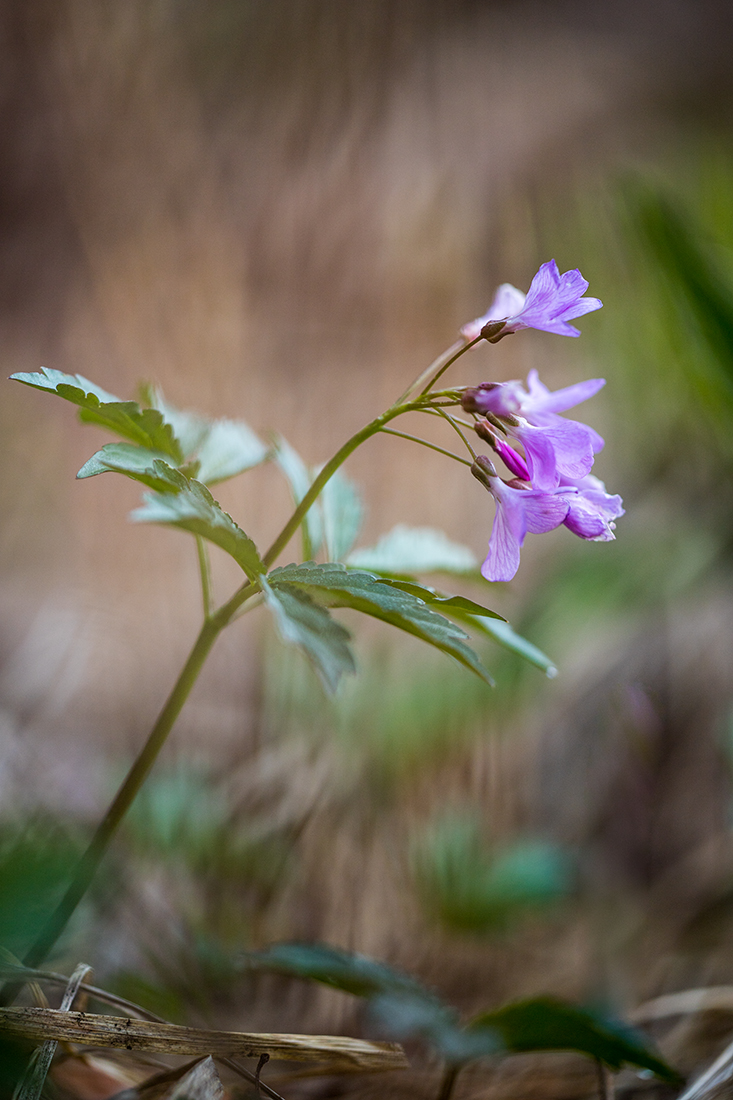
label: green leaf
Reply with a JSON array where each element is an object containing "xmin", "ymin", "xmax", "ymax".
[
  {"xmin": 272, "ymin": 435, "xmax": 323, "ymax": 558},
  {"xmin": 77, "ymin": 443, "xmax": 185, "ymax": 492},
  {"xmin": 194, "ymin": 419, "xmax": 268, "ymax": 484},
  {"xmin": 267, "ymin": 562, "xmax": 493, "ymax": 685},
  {"xmin": 246, "ymin": 942, "xmax": 501, "ymax": 1063},
  {"xmin": 376, "ymin": 580, "xmax": 504, "ymax": 622},
  {"xmin": 246, "ymin": 942, "xmax": 425, "ymax": 999},
  {"xmin": 347, "ymin": 524, "xmax": 478, "ymax": 576},
  {"xmin": 144, "ymin": 385, "xmax": 268, "ymax": 484},
  {"xmin": 414, "ymin": 816, "xmax": 571, "ymax": 934},
  {"xmin": 11, "ymin": 369, "xmax": 182, "ymax": 461},
  {"xmin": 131, "ymin": 474, "xmax": 265, "ymax": 581},
  {"xmin": 469, "ymin": 617, "xmax": 557, "ymax": 677},
  {"xmin": 628, "ymin": 182, "xmax": 733, "ymax": 395},
  {"xmin": 319, "ymin": 468, "xmax": 364, "ymax": 561},
  {"xmin": 260, "ymin": 578, "xmax": 355, "ymax": 693},
  {"xmin": 469, "ymin": 998, "xmax": 680, "ymax": 1082}
]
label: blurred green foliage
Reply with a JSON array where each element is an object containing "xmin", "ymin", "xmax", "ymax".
[
  {"xmin": 0, "ymin": 822, "xmax": 81, "ymax": 961},
  {"xmin": 412, "ymin": 813, "xmax": 572, "ymax": 934}
]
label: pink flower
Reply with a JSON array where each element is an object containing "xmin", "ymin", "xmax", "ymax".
[
  {"xmin": 460, "ymin": 260, "xmax": 602, "ymax": 342},
  {"xmin": 472, "ymin": 458, "xmax": 570, "ymax": 582},
  {"xmin": 558, "ymin": 475, "xmax": 624, "ymax": 542}
]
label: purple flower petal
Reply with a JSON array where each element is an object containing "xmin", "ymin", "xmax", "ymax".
[
  {"xmin": 460, "ymin": 260, "xmax": 602, "ymax": 343},
  {"xmin": 460, "ymin": 283, "xmax": 526, "ymax": 341},
  {"xmin": 508, "ymin": 418, "xmax": 594, "ymax": 491},
  {"xmin": 482, "ymin": 496, "xmax": 523, "ymax": 582},
  {"xmin": 559, "ymin": 475, "xmax": 624, "ymax": 541},
  {"xmin": 525, "ymin": 369, "xmax": 605, "ymax": 414},
  {"xmin": 481, "ymin": 477, "xmax": 570, "ymax": 582}
]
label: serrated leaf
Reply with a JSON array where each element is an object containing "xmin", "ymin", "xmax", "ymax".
[
  {"xmin": 319, "ymin": 468, "xmax": 364, "ymax": 561},
  {"xmin": 470, "ymin": 617, "xmax": 557, "ymax": 677},
  {"xmin": 194, "ymin": 419, "xmax": 268, "ymax": 484},
  {"xmin": 376, "ymin": 580, "xmax": 504, "ymax": 622},
  {"xmin": 11, "ymin": 369, "xmax": 183, "ymax": 461},
  {"xmin": 469, "ymin": 998, "xmax": 679, "ymax": 1082},
  {"xmin": 141, "ymin": 384, "xmax": 210, "ymax": 457},
  {"xmin": 260, "ymin": 578, "xmax": 355, "ymax": 693},
  {"xmin": 346, "ymin": 525, "xmax": 478, "ymax": 576},
  {"xmin": 144, "ymin": 386, "xmax": 268, "ymax": 484},
  {"xmin": 131, "ymin": 476, "xmax": 264, "ymax": 581},
  {"xmin": 268, "ymin": 562, "xmax": 493, "ymax": 685},
  {"xmin": 77, "ymin": 444, "xmax": 184, "ymax": 492},
  {"xmin": 272, "ymin": 435, "xmax": 322, "ymax": 557}
]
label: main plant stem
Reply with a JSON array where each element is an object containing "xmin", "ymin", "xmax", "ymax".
[
  {"xmin": 8, "ymin": 618, "xmax": 220, "ymax": 987},
  {"xmin": 2, "ymin": 380, "xmax": 469, "ymax": 993},
  {"xmin": 0, "ymin": 404, "xmax": 422, "ymax": 993}
]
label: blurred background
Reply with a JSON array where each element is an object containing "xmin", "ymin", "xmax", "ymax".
[{"xmin": 4, "ymin": 1, "xmax": 733, "ymax": 1096}]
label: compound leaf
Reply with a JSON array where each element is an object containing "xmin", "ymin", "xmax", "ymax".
[
  {"xmin": 376, "ymin": 580, "xmax": 504, "ymax": 622},
  {"xmin": 77, "ymin": 444, "xmax": 184, "ymax": 492},
  {"xmin": 260, "ymin": 581, "xmax": 355, "ymax": 693},
  {"xmin": 194, "ymin": 419, "xmax": 268, "ymax": 484},
  {"xmin": 132, "ymin": 475, "xmax": 264, "ymax": 581},
  {"xmin": 11, "ymin": 369, "xmax": 182, "ymax": 461},
  {"xmin": 267, "ymin": 562, "xmax": 493, "ymax": 685}
]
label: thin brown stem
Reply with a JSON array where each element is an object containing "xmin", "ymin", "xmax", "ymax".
[
  {"xmin": 596, "ymin": 1060, "xmax": 614, "ymax": 1100},
  {"xmin": 436, "ymin": 1063, "xmax": 462, "ymax": 1100}
]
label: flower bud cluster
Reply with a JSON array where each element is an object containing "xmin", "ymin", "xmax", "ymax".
[{"xmin": 457, "ymin": 262, "xmax": 622, "ymax": 582}]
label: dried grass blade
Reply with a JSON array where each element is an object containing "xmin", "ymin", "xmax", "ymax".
[
  {"xmin": 0, "ymin": 1008, "xmax": 409, "ymax": 1069},
  {"xmin": 0, "ymin": 965, "xmax": 165, "ymax": 1023},
  {"xmin": 12, "ymin": 963, "xmax": 92, "ymax": 1100}
]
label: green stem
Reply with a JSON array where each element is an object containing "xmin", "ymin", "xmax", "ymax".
[
  {"xmin": 418, "ymin": 336, "xmax": 481, "ymax": 398},
  {"xmin": 379, "ymin": 427, "xmax": 473, "ymax": 466},
  {"xmin": 0, "ymin": 394, "xmax": 445, "ymax": 997},
  {"xmin": 196, "ymin": 535, "xmax": 213, "ymax": 620},
  {"xmin": 261, "ymin": 401, "xmax": 423, "ymax": 570},
  {"xmin": 1, "ymin": 616, "xmax": 222, "ymax": 996},
  {"xmin": 431, "ymin": 409, "xmax": 478, "ymax": 460},
  {"xmin": 396, "ymin": 341, "xmax": 464, "ymax": 404}
]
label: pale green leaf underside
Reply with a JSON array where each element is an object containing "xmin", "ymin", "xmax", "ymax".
[
  {"xmin": 319, "ymin": 467, "xmax": 364, "ymax": 562},
  {"xmin": 145, "ymin": 385, "xmax": 268, "ymax": 484},
  {"xmin": 347, "ymin": 524, "xmax": 478, "ymax": 576},
  {"xmin": 470, "ymin": 617, "xmax": 557, "ymax": 677},
  {"xmin": 11, "ymin": 369, "xmax": 182, "ymax": 461},
  {"xmin": 260, "ymin": 577, "xmax": 355, "ymax": 693},
  {"xmin": 268, "ymin": 562, "xmax": 493, "ymax": 685},
  {"xmin": 272, "ymin": 435, "xmax": 323, "ymax": 555},
  {"xmin": 77, "ymin": 443, "xmax": 183, "ymax": 492},
  {"xmin": 194, "ymin": 419, "xmax": 268, "ymax": 484},
  {"xmin": 131, "ymin": 472, "xmax": 264, "ymax": 581}
]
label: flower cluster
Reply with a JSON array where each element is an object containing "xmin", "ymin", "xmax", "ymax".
[{"xmin": 459, "ymin": 262, "xmax": 622, "ymax": 582}]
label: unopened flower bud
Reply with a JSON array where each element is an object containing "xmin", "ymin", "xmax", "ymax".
[
  {"xmin": 461, "ymin": 383, "xmax": 501, "ymax": 415},
  {"xmin": 480, "ymin": 320, "xmax": 509, "ymax": 343},
  {"xmin": 471, "ymin": 455, "xmax": 497, "ymax": 490},
  {"xmin": 473, "ymin": 418, "xmax": 496, "ymax": 445}
]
